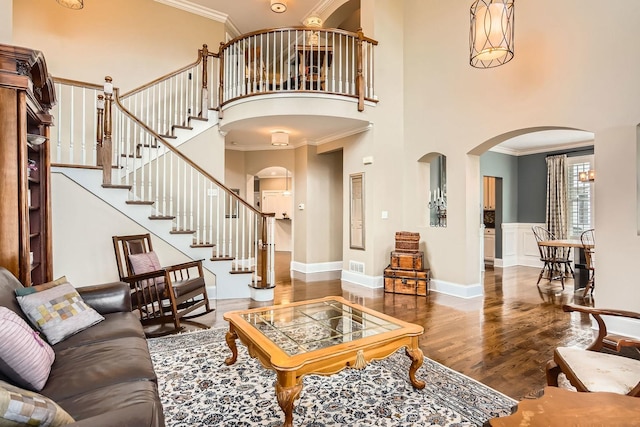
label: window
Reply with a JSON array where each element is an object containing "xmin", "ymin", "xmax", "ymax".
[{"xmin": 566, "ymin": 155, "xmax": 594, "ymax": 238}]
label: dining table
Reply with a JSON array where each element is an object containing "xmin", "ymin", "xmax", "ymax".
[
  {"xmin": 537, "ymin": 239, "xmax": 594, "ymax": 250},
  {"xmin": 537, "ymin": 239, "xmax": 594, "ymax": 292}
]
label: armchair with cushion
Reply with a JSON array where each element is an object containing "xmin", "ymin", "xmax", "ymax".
[
  {"xmin": 546, "ymin": 304, "xmax": 640, "ymax": 396},
  {"xmin": 112, "ymin": 233, "xmax": 213, "ymax": 336}
]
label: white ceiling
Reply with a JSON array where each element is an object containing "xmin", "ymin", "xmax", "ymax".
[
  {"xmin": 491, "ymin": 130, "xmax": 595, "ymax": 156},
  {"xmin": 157, "ymin": 0, "xmax": 335, "ymax": 34},
  {"xmin": 157, "ymin": 1, "xmax": 595, "ymax": 156}
]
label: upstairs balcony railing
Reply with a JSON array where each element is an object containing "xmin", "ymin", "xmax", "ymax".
[{"xmin": 220, "ymin": 27, "xmax": 378, "ymax": 111}]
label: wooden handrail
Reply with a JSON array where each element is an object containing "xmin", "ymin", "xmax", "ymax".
[
  {"xmin": 219, "ymin": 26, "xmax": 379, "ymax": 51},
  {"xmin": 119, "ymin": 44, "xmax": 218, "ymax": 99},
  {"xmin": 53, "ymin": 77, "xmax": 104, "ymax": 91},
  {"xmin": 112, "ymin": 87, "xmax": 262, "ymax": 216}
]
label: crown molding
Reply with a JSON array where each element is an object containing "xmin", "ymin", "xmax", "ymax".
[
  {"xmin": 301, "ymin": 0, "xmax": 338, "ymax": 24},
  {"xmin": 312, "ymin": 123, "xmax": 372, "ymax": 146},
  {"xmin": 154, "ymin": 0, "xmax": 240, "ymax": 35},
  {"xmin": 489, "ymin": 141, "xmax": 594, "ymax": 157}
]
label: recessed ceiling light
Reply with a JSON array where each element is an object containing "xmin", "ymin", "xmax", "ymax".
[{"xmin": 271, "ymin": 0, "xmax": 287, "ymax": 13}]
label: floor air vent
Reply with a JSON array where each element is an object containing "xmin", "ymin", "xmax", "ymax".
[{"xmin": 349, "ymin": 261, "xmax": 365, "ymax": 274}]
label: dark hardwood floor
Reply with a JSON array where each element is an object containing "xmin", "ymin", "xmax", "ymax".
[{"xmin": 187, "ymin": 252, "xmax": 597, "ymax": 401}]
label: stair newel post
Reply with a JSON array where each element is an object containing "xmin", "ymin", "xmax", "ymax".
[
  {"xmin": 259, "ymin": 213, "xmax": 276, "ymax": 289},
  {"xmin": 200, "ymin": 44, "xmax": 209, "ymax": 117},
  {"xmin": 102, "ymin": 76, "xmax": 113, "ymax": 185},
  {"xmin": 96, "ymin": 94, "xmax": 104, "ymax": 167},
  {"xmin": 356, "ymin": 28, "xmax": 365, "ymax": 112}
]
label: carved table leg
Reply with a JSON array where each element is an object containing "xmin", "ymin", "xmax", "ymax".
[
  {"xmin": 225, "ymin": 328, "xmax": 238, "ymax": 365},
  {"xmin": 275, "ymin": 376, "xmax": 303, "ymax": 427},
  {"xmin": 405, "ymin": 347, "xmax": 426, "ymax": 389}
]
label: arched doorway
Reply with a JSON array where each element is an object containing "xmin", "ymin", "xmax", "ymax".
[{"xmin": 469, "ymin": 127, "xmax": 594, "ymax": 275}]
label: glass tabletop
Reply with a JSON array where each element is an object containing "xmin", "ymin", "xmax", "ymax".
[{"xmin": 240, "ymin": 299, "xmax": 402, "ymax": 356}]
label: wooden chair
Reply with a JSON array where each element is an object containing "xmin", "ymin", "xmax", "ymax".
[
  {"xmin": 531, "ymin": 226, "xmax": 574, "ymax": 289},
  {"xmin": 112, "ymin": 233, "xmax": 212, "ymax": 335},
  {"xmin": 546, "ymin": 304, "xmax": 640, "ymax": 396},
  {"xmin": 580, "ymin": 229, "xmax": 595, "ymax": 297}
]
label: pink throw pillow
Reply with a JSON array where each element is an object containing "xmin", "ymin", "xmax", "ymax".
[
  {"xmin": 0, "ymin": 307, "xmax": 55, "ymax": 391},
  {"xmin": 128, "ymin": 251, "xmax": 164, "ymax": 284}
]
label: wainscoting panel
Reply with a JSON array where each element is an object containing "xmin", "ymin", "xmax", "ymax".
[{"xmin": 500, "ymin": 223, "xmax": 545, "ymax": 268}]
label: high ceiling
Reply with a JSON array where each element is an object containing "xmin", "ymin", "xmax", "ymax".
[
  {"xmin": 157, "ymin": 1, "xmax": 595, "ymax": 155},
  {"xmin": 157, "ymin": 0, "xmax": 343, "ymax": 34}
]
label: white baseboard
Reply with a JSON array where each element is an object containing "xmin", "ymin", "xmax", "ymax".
[
  {"xmin": 291, "ymin": 261, "xmax": 342, "ymax": 274},
  {"xmin": 291, "ymin": 261, "xmax": 343, "ymax": 282},
  {"xmin": 431, "ymin": 279, "xmax": 484, "ymax": 299},
  {"xmin": 601, "ymin": 316, "xmax": 640, "ymax": 340},
  {"xmin": 341, "ymin": 270, "xmax": 383, "ymax": 288}
]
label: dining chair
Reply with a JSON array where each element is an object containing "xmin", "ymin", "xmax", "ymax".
[
  {"xmin": 112, "ymin": 233, "xmax": 213, "ymax": 336},
  {"xmin": 531, "ymin": 226, "xmax": 574, "ymax": 289},
  {"xmin": 580, "ymin": 229, "xmax": 595, "ymax": 297},
  {"xmin": 546, "ymin": 304, "xmax": 640, "ymax": 396}
]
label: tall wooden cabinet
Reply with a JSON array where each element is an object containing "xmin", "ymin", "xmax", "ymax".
[{"xmin": 0, "ymin": 44, "xmax": 56, "ymax": 286}]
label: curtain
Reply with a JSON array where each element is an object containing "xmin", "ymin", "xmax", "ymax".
[{"xmin": 545, "ymin": 154, "xmax": 568, "ymax": 239}]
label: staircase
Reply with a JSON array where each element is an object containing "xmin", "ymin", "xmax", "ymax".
[
  {"xmin": 51, "ymin": 45, "xmax": 276, "ymax": 301},
  {"xmin": 49, "ymin": 31, "xmax": 378, "ymax": 300}
]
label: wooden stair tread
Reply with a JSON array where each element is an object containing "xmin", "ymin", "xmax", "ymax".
[
  {"xmin": 229, "ymin": 269, "xmax": 254, "ymax": 275},
  {"xmin": 126, "ymin": 200, "xmax": 154, "ymax": 205},
  {"xmin": 159, "ymin": 134, "xmax": 177, "ymax": 139},
  {"xmin": 120, "ymin": 154, "xmax": 142, "ymax": 158},
  {"xmin": 138, "ymin": 143, "xmax": 159, "ymax": 148},
  {"xmin": 172, "ymin": 125, "xmax": 193, "ymax": 130},
  {"xmin": 188, "ymin": 116, "xmax": 208, "ymax": 122},
  {"xmin": 210, "ymin": 256, "xmax": 234, "ymax": 261},
  {"xmin": 148, "ymin": 215, "xmax": 175, "ymax": 220},
  {"xmin": 190, "ymin": 243, "xmax": 215, "ymax": 248},
  {"xmin": 169, "ymin": 230, "xmax": 195, "ymax": 234},
  {"xmin": 102, "ymin": 184, "xmax": 132, "ymax": 190}
]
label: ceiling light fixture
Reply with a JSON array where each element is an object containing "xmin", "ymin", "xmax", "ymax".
[
  {"xmin": 304, "ymin": 16, "xmax": 323, "ymax": 28},
  {"xmin": 271, "ymin": 131, "xmax": 289, "ymax": 146},
  {"xmin": 470, "ymin": 0, "xmax": 514, "ymax": 68},
  {"xmin": 56, "ymin": 0, "xmax": 84, "ymax": 9},
  {"xmin": 270, "ymin": 0, "xmax": 287, "ymax": 13},
  {"xmin": 304, "ymin": 15, "xmax": 323, "ymax": 46}
]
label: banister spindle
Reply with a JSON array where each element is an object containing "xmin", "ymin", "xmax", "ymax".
[
  {"xmin": 356, "ymin": 29, "xmax": 365, "ymax": 112},
  {"xmin": 102, "ymin": 76, "xmax": 113, "ymax": 185},
  {"xmin": 96, "ymin": 94, "xmax": 104, "ymax": 166},
  {"xmin": 201, "ymin": 44, "xmax": 209, "ymax": 105}
]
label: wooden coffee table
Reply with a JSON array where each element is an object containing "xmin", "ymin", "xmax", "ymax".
[{"xmin": 223, "ymin": 296, "xmax": 425, "ymax": 427}]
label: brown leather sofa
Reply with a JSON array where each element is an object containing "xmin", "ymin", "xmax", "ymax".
[{"xmin": 0, "ymin": 267, "xmax": 165, "ymax": 426}]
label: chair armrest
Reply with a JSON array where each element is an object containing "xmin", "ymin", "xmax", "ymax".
[
  {"xmin": 164, "ymin": 259, "xmax": 203, "ymax": 273},
  {"xmin": 562, "ymin": 304, "xmax": 640, "ymax": 351},
  {"xmin": 77, "ymin": 281, "xmax": 132, "ymax": 314}
]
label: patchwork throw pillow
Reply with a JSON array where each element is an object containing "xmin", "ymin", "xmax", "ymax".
[
  {"xmin": 0, "ymin": 380, "xmax": 74, "ymax": 426},
  {"xmin": 0, "ymin": 307, "xmax": 55, "ymax": 391},
  {"xmin": 16, "ymin": 282, "xmax": 104, "ymax": 345}
]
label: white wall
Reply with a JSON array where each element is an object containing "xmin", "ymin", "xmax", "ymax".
[
  {"xmin": 12, "ymin": 0, "xmax": 224, "ymax": 92},
  {"xmin": 398, "ymin": 0, "xmax": 640, "ymax": 322},
  {"xmin": 51, "ymin": 172, "xmax": 216, "ymax": 288},
  {"xmin": 0, "ymin": 0, "xmax": 11, "ymax": 44}
]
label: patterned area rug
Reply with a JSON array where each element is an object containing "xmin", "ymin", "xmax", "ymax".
[{"xmin": 148, "ymin": 328, "xmax": 516, "ymax": 426}]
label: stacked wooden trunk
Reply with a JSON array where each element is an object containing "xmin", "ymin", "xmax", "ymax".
[{"xmin": 384, "ymin": 232, "xmax": 430, "ymax": 296}]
